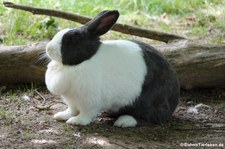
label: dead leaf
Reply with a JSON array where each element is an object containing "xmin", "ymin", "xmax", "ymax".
[{"xmin": 160, "ymin": 13, "xmax": 170, "ymax": 25}]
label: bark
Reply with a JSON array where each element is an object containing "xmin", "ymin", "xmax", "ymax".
[
  {"xmin": 0, "ymin": 42, "xmax": 46, "ymax": 85},
  {"xmin": 0, "ymin": 41, "xmax": 225, "ymax": 90},
  {"xmin": 155, "ymin": 40, "xmax": 225, "ymax": 89},
  {"xmin": 3, "ymin": 1, "xmax": 185, "ymax": 43}
]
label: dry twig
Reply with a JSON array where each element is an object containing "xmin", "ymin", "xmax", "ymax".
[
  {"xmin": 34, "ymin": 104, "xmax": 52, "ymax": 111},
  {"xmin": 34, "ymin": 90, "xmax": 46, "ymax": 104}
]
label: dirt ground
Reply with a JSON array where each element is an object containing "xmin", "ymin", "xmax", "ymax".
[{"xmin": 0, "ymin": 86, "xmax": 224, "ymax": 149}]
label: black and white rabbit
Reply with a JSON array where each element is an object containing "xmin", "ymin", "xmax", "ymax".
[{"xmin": 45, "ymin": 10, "xmax": 180, "ymax": 127}]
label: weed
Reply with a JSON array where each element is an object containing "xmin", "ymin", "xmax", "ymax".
[
  {"xmin": 0, "ymin": 106, "xmax": 15, "ymax": 125},
  {"xmin": 0, "ymin": 107, "xmax": 7, "ymax": 120},
  {"xmin": 16, "ymin": 83, "xmax": 39, "ymax": 95},
  {"xmin": 61, "ymin": 123, "xmax": 73, "ymax": 132},
  {"xmin": 7, "ymin": 90, "xmax": 18, "ymax": 103}
]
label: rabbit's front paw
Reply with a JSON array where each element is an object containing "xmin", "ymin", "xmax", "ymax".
[
  {"xmin": 54, "ymin": 111, "xmax": 72, "ymax": 121},
  {"xmin": 66, "ymin": 115, "xmax": 92, "ymax": 126},
  {"xmin": 54, "ymin": 108, "xmax": 78, "ymax": 121}
]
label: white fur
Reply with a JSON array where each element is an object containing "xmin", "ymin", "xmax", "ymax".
[
  {"xmin": 45, "ymin": 39, "xmax": 147, "ymax": 127},
  {"xmin": 46, "ymin": 28, "xmax": 72, "ymax": 63},
  {"xmin": 113, "ymin": 115, "xmax": 137, "ymax": 127},
  {"xmin": 54, "ymin": 107, "xmax": 78, "ymax": 121}
]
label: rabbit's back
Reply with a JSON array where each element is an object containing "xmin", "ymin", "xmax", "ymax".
[{"xmin": 111, "ymin": 40, "xmax": 180, "ymax": 125}]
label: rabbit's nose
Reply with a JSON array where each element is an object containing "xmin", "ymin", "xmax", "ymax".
[{"xmin": 46, "ymin": 41, "xmax": 62, "ymax": 63}]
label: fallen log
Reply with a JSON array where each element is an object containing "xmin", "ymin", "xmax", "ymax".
[
  {"xmin": 0, "ymin": 41, "xmax": 225, "ymax": 90},
  {"xmin": 155, "ymin": 40, "xmax": 225, "ymax": 89},
  {"xmin": 0, "ymin": 42, "xmax": 46, "ymax": 85}
]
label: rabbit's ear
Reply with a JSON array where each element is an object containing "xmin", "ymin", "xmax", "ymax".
[{"xmin": 85, "ymin": 10, "xmax": 119, "ymax": 36}]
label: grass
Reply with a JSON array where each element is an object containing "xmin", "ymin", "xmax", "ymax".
[{"xmin": 0, "ymin": 0, "xmax": 225, "ymax": 45}]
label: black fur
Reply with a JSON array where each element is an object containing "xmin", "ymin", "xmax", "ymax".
[
  {"xmin": 112, "ymin": 41, "xmax": 180, "ymax": 126},
  {"xmin": 61, "ymin": 28, "xmax": 101, "ymax": 65}
]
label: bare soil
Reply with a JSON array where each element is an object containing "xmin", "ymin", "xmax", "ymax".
[{"xmin": 0, "ymin": 86, "xmax": 225, "ymax": 149}]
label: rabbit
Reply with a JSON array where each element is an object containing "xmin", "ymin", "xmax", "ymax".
[{"xmin": 45, "ymin": 10, "xmax": 180, "ymax": 127}]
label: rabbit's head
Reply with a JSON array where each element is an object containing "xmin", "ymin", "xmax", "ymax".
[{"xmin": 46, "ymin": 10, "xmax": 119, "ymax": 65}]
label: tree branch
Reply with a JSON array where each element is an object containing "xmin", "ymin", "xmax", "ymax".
[{"xmin": 3, "ymin": 1, "xmax": 186, "ymax": 43}]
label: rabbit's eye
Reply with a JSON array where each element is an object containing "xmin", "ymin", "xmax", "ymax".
[
  {"xmin": 62, "ymin": 30, "xmax": 82, "ymax": 44},
  {"xmin": 70, "ymin": 35, "xmax": 79, "ymax": 43},
  {"xmin": 63, "ymin": 35, "xmax": 79, "ymax": 45}
]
